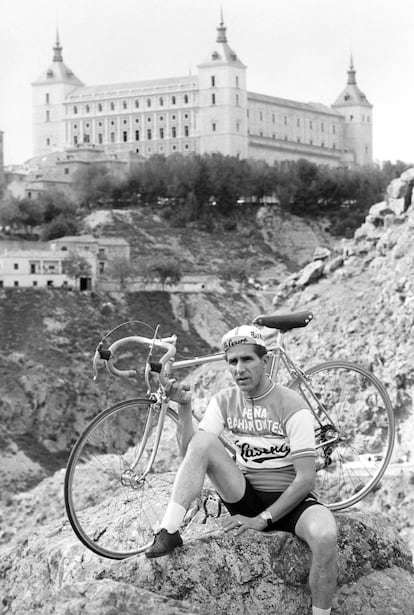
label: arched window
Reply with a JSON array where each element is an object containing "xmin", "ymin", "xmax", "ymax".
[
  {"xmin": 110, "ymin": 102, "xmax": 115, "ymax": 111},
  {"xmin": 73, "ymin": 106, "xmax": 78, "ymax": 114}
]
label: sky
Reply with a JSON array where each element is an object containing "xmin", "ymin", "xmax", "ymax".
[{"xmin": 0, "ymin": 0, "xmax": 413, "ymax": 166}]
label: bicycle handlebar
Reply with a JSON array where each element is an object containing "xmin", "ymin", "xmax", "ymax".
[{"xmin": 93, "ymin": 334, "xmax": 177, "ymax": 387}]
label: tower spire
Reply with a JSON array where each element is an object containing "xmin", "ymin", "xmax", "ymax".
[
  {"xmin": 347, "ymin": 53, "xmax": 357, "ymax": 85},
  {"xmin": 53, "ymin": 29, "xmax": 63, "ymax": 62},
  {"xmin": 216, "ymin": 8, "xmax": 227, "ymax": 43}
]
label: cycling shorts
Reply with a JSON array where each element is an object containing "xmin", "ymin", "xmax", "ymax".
[{"xmin": 221, "ymin": 478, "xmax": 321, "ymax": 534}]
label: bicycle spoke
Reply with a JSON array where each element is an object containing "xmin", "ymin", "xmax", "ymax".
[
  {"xmin": 291, "ymin": 361, "xmax": 394, "ymax": 510},
  {"xmin": 65, "ymin": 399, "xmax": 179, "ymax": 558}
]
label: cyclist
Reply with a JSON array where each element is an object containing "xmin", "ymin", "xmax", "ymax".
[{"xmin": 145, "ymin": 324, "xmax": 337, "ymax": 615}]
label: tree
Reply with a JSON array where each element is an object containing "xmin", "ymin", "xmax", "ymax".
[
  {"xmin": 62, "ymin": 251, "xmax": 92, "ymax": 283},
  {"xmin": 106, "ymin": 256, "xmax": 136, "ymax": 288},
  {"xmin": 143, "ymin": 257, "xmax": 182, "ymax": 289},
  {"xmin": 219, "ymin": 258, "xmax": 253, "ymax": 292}
]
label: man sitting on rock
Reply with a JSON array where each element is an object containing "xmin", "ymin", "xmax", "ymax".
[{"xmin": 145, "ymin": 324, "xmax": 337, "ymax": 615}]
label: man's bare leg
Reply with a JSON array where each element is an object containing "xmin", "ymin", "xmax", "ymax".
[{"xmin": 294, "ymin": 505, "xmax": 337, "ymax": 613}]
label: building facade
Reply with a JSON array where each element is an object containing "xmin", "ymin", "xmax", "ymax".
[{"xmin": 32, "ymin": 20, "xmax": 373, "ymax": 167}]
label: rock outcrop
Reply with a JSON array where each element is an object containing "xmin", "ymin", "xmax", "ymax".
[{"xmin": 1, "ymin": 507, "xmax": 413, "ymax": 615}]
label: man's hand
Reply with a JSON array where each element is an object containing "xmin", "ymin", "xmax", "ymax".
[
  {"xmin": 222, "ymin": 513, "xmax": 267, "ymax": 535},
  {"xmin": 164, "ymin": 379, "xmax": 192, "ymax": 405}
]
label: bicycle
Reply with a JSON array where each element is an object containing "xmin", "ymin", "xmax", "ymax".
[{"xmin": 64, "ymin": 310, "xmax": 395, "ymax": 560}]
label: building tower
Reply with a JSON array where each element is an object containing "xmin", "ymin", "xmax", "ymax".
[
  {"xmin": 332, "ymin": 56, "xmax": 373, "ymax": 165},
  {"xmin": 32, "ymin": 31, "xmax": 83, "ymax": 158},
  {"xmin": 197, "ymin": 15, "xmax": 248, "ymax": 157}
]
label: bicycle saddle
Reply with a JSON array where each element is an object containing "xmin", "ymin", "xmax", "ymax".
[{"xmin": 253, "ymin": 311, "xmax": 313, "ymax": 333}]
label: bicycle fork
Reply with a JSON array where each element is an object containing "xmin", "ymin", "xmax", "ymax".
[{"xmin": 120, "ymin": 395, "xmax": 169, "ymax": 488}]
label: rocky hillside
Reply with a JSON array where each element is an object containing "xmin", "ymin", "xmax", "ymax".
[{"xmin": 1, "ymin": 167, "xmax": 414, "ymax": 613}]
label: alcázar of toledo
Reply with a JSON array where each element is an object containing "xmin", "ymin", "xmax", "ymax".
[{"xmin": 2, "ymin": 15, "xmax": 373, "ymax": 200}]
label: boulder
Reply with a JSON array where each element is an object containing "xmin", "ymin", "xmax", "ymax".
[
  {"xmin": 387, "ymin": 178, "xmax": 408, "ymax": 199},
  {"xmin": 388, "ymin": 197, "xmax": 406, "ymax": 216},
  {"xmin": 296, "ymin": 260, "xmax": 325, "ymax": 287},
  {"xmin": 400, "ymin": 168, "xmax": 414, "ymax": 183},
  {"xmin": 312, "ymin": 246, "xmax": 331, "ymax": 261},
  {"xmin": 0, "ymin": 510, "xmax": 413, "ymax": 615}
]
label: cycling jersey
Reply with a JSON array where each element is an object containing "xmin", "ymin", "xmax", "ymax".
[{"xmin": 198, "ymin": 382, "xmax": 315, "ymax": 491}]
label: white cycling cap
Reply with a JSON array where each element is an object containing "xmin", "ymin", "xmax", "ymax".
[{"xmin": 221, "ymin": 325, "xmax": 267, "ymax": 351}]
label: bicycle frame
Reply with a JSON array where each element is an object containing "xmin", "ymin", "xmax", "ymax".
[{"xmin": 123, "ymin": 329, "xmax": 340, "ymax": 482}]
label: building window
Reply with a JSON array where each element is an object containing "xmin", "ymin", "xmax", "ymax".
[
  {"xmin": 309, "ymin": 120, "xmax": 313, "ymax": 129},
  {"xmin": 123, "ymin": 101, "xmax": 127, "ymax": 110},
  {"xmin": 46, "ymin": 138, "xmax": 50, "ymax": 146},
  {"xmin": 98, "ymin": 122, "xmax": 102, "ymax": 127},
  {"xmin": 185, "ymin": 144, "xmax": 189, "ymax": 149},
  {"xmin": 172, "ymin": 145, "xmax": 177, "ymax": 151},
  {"xmin": 110, "ymin": 132, "xmax": 115, "ymax": 142},
  {"xmin": 147, "ymin": 98, "xmax": 151, "ymax": 107},
  {"xmin": 13, "ymin": 263, "xmax": 18, "ymax": 270},
  {"xmin": 284, "ymin": 116, "xmax": 288, "ymax": 125},
  {"xmin": 74, "ymin": 136, "xmax": 78, "ymax": 145},
  {"xmin": 73, "ymin": 106, "xmax": 78, "ymax": 114},
  {"xmin": 45, "ymin": 93, "xmax": 50, "ymax": 104},
  {"xmin": 297, "ymin": 118, "xmax": 300, "ymax": 127},
  {"xmin": 85, "ymin": 105, "xmax": 90, "ymax": 113},
  {"xmin": 184, "ymin": 113, "xmax": 188, "ymax": 119},
  {"xmin": 321, "ymin": 122, "xmax": 325, "ymax": 132},
  {"xmin": 211, "ymin": 75, "xmax": 215, "ymax": 87},
  {"xmin": 184, "ymin": 125, "xmax": 189, "ymax": 137},
  {"xmin": 160, "ymin": 116, "xmax": 164, "ymax": 121},
  {"xmin": 98, "ymin": 103, "xmax": 102, "ymax": 112},
  {"xmin": 159, "ymin": 97, "xmax": 164, "ymax": 106},
  {"xmin": 135, "ymin": 117, "xmax": 139, "ymax": 123},
  {"xmin": 159, "ymin": 127, "xmax": 164, "ymax": 139},
  {"xmin": 85, "ymin": 123, "xmax": 90, "ymax": 128},
  {"xmin": 135, "ymin": 130, "xmax": 140, "ymax": 141},
  {"xmin": 184, "ymin": 94, "xmax": 188, "ymax": 104},
  {"xmin": 333, "ymin": 125, "xmax": 336, "ymax": 134},
  {"xmin": 172, "ymin": 114, "xmax": 176, "ymax": 120},
  {"xmin": 110, "ymin": 120, "xmax": 115, "ymax": 126},
  {"xmin": 135, "ymin": 100, "xmax": 139, "ymax": 108},
  {"xmin": 147, "ymin": 117, "xmax": 151, "ymax": 122},
  {"xmin": 236, "ymin": 122, "xmax": 240, "ymax": 132},
  {"xmin": 14, "ymin": 281, "xmax": 19, "ymax": 287},
  {"xmin": 123, "ymin": 119, "xmax": 127, "ymax": 125},
  {"xmin": 272, "ymin": 113, "xmax": 275, "ymax": 122},
  {"xmin": 172, "ymin": 96, "xmax": 176, "ymax": 105},
  {"xmin": 110, "ymin": 102, "xmax": 115, "ymax": 111},
  {"xmin": 147, "ymin": 128, "xmax": 152, "ymax": 139},
  {"xmin": 236, "ymin": 94, "xmax": 239, "ymax": 106},
  {"xmin": 235, "ymin": 76, "xmax": 239, "ymax": 87},
  {"xmin": 259, "ymin": 112, "xmax": 263, "ymax": 121},
  {"xmin": 98, "ymin": 133, "xmax": 103, "ymax": 144},
  {"xmin": 172, "ymin": 126, "xmax": 177, "ymax": 138},
  {"xmin": 212, "ymin": 93, "xmax": 216, "ymax": 105},
  {"xmin": 212, "ymin": 122, "xmax": 216, "ymax": 132},
  {"xmin": 123, "ymin": 131, "xmax": 128, "ymax": 142},
  {"xmin": 83, "ymin": 134, "xmax": 90, "ymax": 143},
  {"xmin": 32, "ymin": 281, "xmax": 38, "ymax": 287},
  {"xmin": 64, "ymin": 167, "xmax": 69, "ymax": 175}
]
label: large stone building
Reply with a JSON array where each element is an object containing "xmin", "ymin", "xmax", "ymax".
[{"xmin": 32, "ymin": 18, "xmax": 373, "ymax": 167}]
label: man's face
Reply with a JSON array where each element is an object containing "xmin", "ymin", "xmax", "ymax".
[{"xmin": 226, "ymin": 344, "xmax": 268, "ymax": 397}]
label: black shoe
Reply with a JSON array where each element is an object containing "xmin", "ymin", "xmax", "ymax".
[{"xmin": 145, "ymin": 528, "xmax": 183, "ymax": 558}]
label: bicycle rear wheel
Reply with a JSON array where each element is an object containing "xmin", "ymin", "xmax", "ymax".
[
  {"xmin": 290, "ymin": 360, "xmax": 395, "ymax": 510},
  {"xmin": 64, "ymin": 398, "xmax": 179, "ymax": 559}
]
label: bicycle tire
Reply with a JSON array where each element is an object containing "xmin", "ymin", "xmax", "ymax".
[
  {"xmin": 64, "ymin": 398, "xmax": 180, "ymax": 559},
  {"xmin": 289, "ymin": 360, "xmax": 395, "ymax": 511}
]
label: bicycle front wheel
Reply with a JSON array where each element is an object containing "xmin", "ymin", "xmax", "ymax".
[
  {"xmin": 64, "ymin": 398, "xmax": 179, "ymax": 559},
  {"xmin": 290, "ymin": 360, "xmax": 395, "ymax": 510}
]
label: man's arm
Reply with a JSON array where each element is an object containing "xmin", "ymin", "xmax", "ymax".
[{"xmin": 164, "ymin": 380, "xmax": 195, "ymax": 456}]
